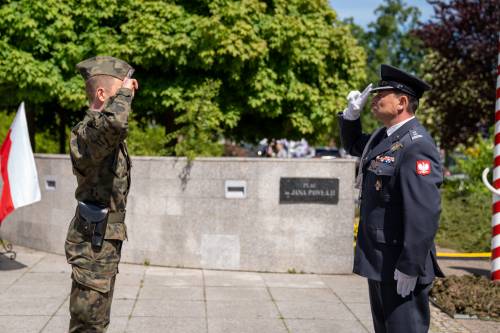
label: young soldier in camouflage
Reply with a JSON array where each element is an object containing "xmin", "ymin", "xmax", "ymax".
[{"xmin": 65, "ymin": 56, "xmax": 138, "ymax": 332}]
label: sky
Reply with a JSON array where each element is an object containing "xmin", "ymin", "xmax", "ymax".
[{"xmin": 329, "ymin": 0, "xmax": 435, "ymax": 28}]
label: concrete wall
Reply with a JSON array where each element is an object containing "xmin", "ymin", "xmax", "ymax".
[{"xmin": 1, "ymin": 154, "xmax": 356, "ymax": 274}]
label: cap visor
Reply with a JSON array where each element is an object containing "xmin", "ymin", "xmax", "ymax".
[{"xmin": 370, "ymin": 86, "xmax": 395, "ymax": 93}]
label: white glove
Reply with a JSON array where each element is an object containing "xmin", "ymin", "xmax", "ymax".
[
  {"xmin": 394, "ymin": 268, "xmax": 418, "ymax": 298},
  {"xmin": 342, "ymin": 83, "xmax": 373, "ymax": 120}
]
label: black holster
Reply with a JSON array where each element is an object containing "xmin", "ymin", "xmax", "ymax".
[{"xmin": 77, "ymin": 201, "xmax": 109, "ymax": 250}]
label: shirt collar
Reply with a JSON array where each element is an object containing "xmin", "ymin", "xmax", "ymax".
[{"xmin": 386, "ymin": 116, "xmax": 415, "ymax": 137}]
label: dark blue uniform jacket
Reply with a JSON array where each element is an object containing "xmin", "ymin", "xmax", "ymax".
[{"xmin": 339, "ymin": 116, "xmax": 444, "ymax": 284}]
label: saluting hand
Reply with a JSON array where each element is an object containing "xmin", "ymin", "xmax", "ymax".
[{"xmin": 343, "ymin": 83, "xmax": 373, "ymax": 120}]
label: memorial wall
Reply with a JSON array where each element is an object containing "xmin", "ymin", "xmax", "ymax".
[{"xmin": 1, "ymin": 154, "xmax": 356, "ymax": 274}]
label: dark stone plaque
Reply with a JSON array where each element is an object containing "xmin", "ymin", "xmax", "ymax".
[{"xmin": 279, "ymin": 177, "xmax": 339, "ymax": 205}]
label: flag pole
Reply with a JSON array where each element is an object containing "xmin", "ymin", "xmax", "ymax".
[
  {"xmin": 0, "ymin": 101, "xmax": 42, "ymax": 261},
  {"xmin": 481, "ymin": 33, "xmax": 500, "ymax": 282},
  {"xmin": 0, "ymin": 238, "xmax": 16, "ymax": 260}
]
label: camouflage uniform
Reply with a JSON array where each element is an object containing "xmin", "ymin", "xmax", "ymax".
[{"xmin": 65, "ymin": 56, "xmax": 134, "ymax": 333}]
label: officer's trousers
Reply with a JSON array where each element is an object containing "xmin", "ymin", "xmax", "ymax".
[
  {"xmin": 368, "ymin": 279, "xmax": 432, "ymax": 333},
  {"xmin": 69, "ymin": 276, "xmax": 116, "ymax": 333}
]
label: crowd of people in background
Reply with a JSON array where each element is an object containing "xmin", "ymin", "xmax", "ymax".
[
  {"xmin": 256, "ymin": 138, "xmax": 345, "ymax": 159},
  {"xmin": 222, "ymin": 138, "xmax": 345, "ymax": 158},
  {"xmin": 258, "ymin": 138, "xmax": 314, "ymax": 158}
]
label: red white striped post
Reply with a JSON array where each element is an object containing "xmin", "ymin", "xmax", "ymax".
[
  {"xmin": 483, "ymin": 34, "xmax": 500, "ymax": 281},
  {"xmin": 492, "ymin": 34, "xmax": 500, "ymax": 281}
]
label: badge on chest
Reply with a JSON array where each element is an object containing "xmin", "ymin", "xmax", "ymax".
[
  {"xmin": 390, "ymin": 142, "xmax": 404, "ymax": 152},
  {"xmin": 368, "ymin": 152, "xmax": 398, "ymax": 192},
  {"xmin": 376, "ymin": 155, "xmax": 395, "ymax": 164}
]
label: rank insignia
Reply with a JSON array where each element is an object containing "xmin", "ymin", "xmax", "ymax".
[
  {"xmin": 390, "ymin": 142, "xmax": 403, "ymax": 152},
  {"xmin": 410, "ymin": 130, "xmax": 423, "ymax": 141},
  {"xmin": 375, "ymin": 179, "xmax": 382, "ymax": 191}
]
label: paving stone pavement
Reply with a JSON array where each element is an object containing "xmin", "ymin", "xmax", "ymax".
[{"xmin": 0, "ymin": 246, "xmax": 497, "ymax": 333}]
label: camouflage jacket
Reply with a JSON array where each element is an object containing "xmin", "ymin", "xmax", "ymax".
[{"xmin": 70, "ymin": 87, "xmax": 133, "ymax": 214}]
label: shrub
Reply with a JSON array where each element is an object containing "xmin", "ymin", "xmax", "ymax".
[
  {"xmin": 437, "ymin": 133, "xmax": 492, "ymax": 252},
  {"xmin": 431, "ymin": 275, "xmax": 499, "ymax": 320},
  {"xmin": 127, "ymin": 118, "xmax": 168, "ymax": 156},
  {"xmin": 437, "ymin": 185, "xmax": 491, "ymax": 252}
]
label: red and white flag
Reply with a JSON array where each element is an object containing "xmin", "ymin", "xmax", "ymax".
[{"xmin": 0, "ymin": 102, "xmax": 41, "ymax": 224}]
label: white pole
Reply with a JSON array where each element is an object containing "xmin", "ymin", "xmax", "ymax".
[{"xmin": 481, "ymin": 33, "xmax": 500, "ymax": 281}]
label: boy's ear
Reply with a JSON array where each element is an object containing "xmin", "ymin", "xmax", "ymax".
[{"xmin": 96, "ymin": 87, "xmax": 106, "ymax": 103}]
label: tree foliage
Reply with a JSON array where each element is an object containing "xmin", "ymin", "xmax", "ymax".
[
  {"xmin": 127, "ymin": 117, "xmax": 169, "ymax": 156},
  {"xmin": 0, "ymin": 111, "xmax": 15, "ymax": 146},
  {"xmin": 415, "ymin": 0, "xmax": 499, "ymax": 149},
  {"xmin": 0, "ymin": 0, "xmax": 366, "ymax": 156},
  {"xmin": 342, "ymin": 0, "xmax": 423, "ymax": 133},
  {"xmin": 437, "ymin": 133, "xmax": 493, "ymax": 252},
  {"xmin": 344, "ymin": 0, "xmax": 423, "ymax": 85}
]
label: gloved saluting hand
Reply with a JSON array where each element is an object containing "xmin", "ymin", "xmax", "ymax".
[
  {"xmin": 394, "ymin": 269, "xmax": 418, "ymax": 298},
  {"xmin": 342, "ymin": 83, "xmax": 373, "ymax": 120}
]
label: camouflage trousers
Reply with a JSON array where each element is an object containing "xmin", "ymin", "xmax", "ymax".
[
  {"xmin": 65, "ymin": 214, "xmax": 126, "ymax": 333},
  {"xmin": 69, "ymin": 276, "xmax": 116, "ymax": 333}
]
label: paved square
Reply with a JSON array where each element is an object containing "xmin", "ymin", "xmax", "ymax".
[{"xmin": 1, "ymin": 246, "xmax": 492, "ymax": 333}]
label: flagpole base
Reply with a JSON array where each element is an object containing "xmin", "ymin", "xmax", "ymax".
[{"xmin": 0, "ymin": 238, "xmax": 16, "ymax": 260}]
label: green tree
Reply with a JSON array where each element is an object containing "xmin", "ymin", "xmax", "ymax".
[
  {"xmin": 0, "ymin": 0, "xmax": 104, "ymax": 153},
  {"xmin": 127, "ymin": 117, "xmax": 169, "ymax": 156},
  {"xmin": 437, "ymin": 133, "xmax": 493, "ymax": 252},
  {"xmin": 0, "ymin": 111, "xmax": 15, "ymax": 145},
  {"xmin": 415, "ymin": 0, "xmax": 498, "ymax": 149},
  {"xmin": 342, "ymin": 0, "xmax": 422, "ymax": 133},
  {"xmin": 344, "ymin": 0, "xmax": 423, "ymax": 84},
  {"xmin": 0, "ymin": 0, "xmax": 366, "ymax": 157}
]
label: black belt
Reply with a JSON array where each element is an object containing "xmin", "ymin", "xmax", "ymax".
[{"xmin": 76, "ymin": 210, "xmax": 126, "ymax": 237}]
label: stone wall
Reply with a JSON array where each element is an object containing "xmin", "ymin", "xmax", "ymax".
[{"xmin": 1, "ymin": 154, "xmax": 356, "ymax": 274}]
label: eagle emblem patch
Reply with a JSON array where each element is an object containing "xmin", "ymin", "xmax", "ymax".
[{"xmin": 416, "ymin": 160, "xmax": 431, "ymax": 176}]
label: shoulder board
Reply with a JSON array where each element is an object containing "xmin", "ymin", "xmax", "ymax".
[{"xmin": 409, "ymin": 129, "xmax": 423, "ymax": 141}]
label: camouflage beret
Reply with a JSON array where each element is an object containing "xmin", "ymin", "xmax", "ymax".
[{"xmin": 76, "ymin": 56, "xmax": 133, "ymax": 81}]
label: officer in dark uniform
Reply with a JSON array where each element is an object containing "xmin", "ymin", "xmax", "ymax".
[{"xmin": 339, "ymin": 64, "xmax": 444, "ymax": 333}]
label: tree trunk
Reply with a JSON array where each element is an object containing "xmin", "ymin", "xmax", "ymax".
[
  {"xmin": 58, "ymin": 107, "xmax": 67, "ymax": 154},
  {"xmin": 25, "ymin": 102, "xmax": 36, "ymax": 152},
  {"xmin": 164, "ymin": 109, "xmax": 177, "ymax": 155}
]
